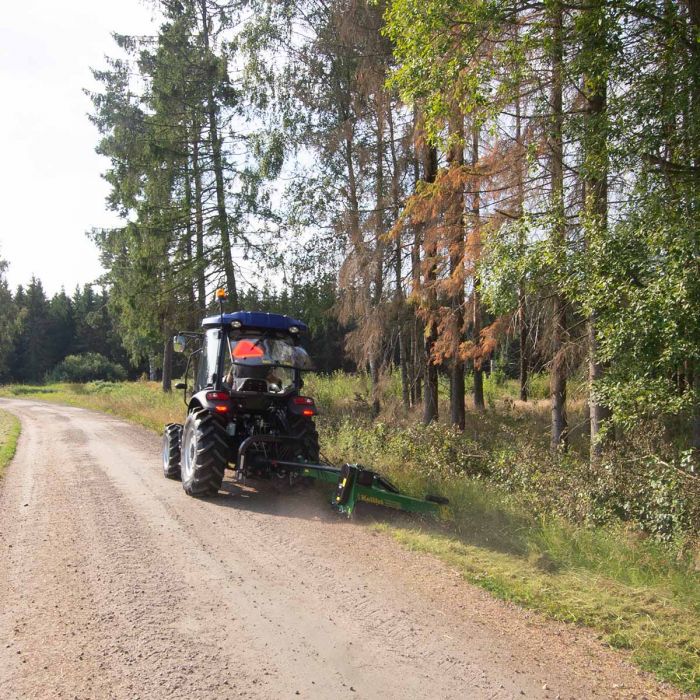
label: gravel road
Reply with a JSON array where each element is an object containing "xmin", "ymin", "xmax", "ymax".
[{"xmin": 0, "ymin": 399, "xmax": 685, "ymax": 699}]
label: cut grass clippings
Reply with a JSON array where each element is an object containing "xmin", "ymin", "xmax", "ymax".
[
  {"xmin": 0, "ymin": 408, "xmax": 21, "ymax": 478},
  {"xmin": 1, "ymin": 379, "xmax": 699, "ymax": 693}
]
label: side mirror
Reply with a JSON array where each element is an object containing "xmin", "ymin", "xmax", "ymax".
[
  {"xmin": 174, "ymin": 382, "xmax": 186, "ymax": 390},
  {"xmin": 173, "ymin": 335, "xmax": 186, "ymax": 353}
]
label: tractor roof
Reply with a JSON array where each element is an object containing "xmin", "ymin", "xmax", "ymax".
[{"xmin": 201, "ymin": 310, "xmax": 309, "ymax": 334}]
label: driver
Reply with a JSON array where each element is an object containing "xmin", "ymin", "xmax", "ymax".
[{"xmin": 225, "ymin": 363, "xmax": 283, "ymax": 392}]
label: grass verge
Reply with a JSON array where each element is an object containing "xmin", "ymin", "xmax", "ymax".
[
  {"xmin": 0, "ymin": 409, "xmax": 21, "ymax": 478},
  {"xmin": 1, "ymin": 380, "xmax": 698, "ymax": 693},
  {"xmin": 378, "ymin": 523, "xmax": 699, "ymax": 694}
]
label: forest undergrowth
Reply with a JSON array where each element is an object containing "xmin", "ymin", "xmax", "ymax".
[{"xmin": 1, "ymin": 375, "xmax": 698, "ymax": 692}]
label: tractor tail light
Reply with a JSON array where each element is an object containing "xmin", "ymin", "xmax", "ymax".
[
  {"xmin": 293, "ymin": 397, "xmax": 315, "ymax": 406},
  {"xmin": 293, "ymin": 396, "xmax": 316, "ymax": 417},
  {"xmin": 206, "ymin": 391, "xmax": 230, "ymax": 414},
  {"xmin": 206, "ymin": 391, "xmax": 229, "ymax": 401}
]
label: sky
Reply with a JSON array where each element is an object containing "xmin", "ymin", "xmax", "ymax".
[{"xmin": 0, "ymin": 0, "xmax": 159, "ymax": 296}]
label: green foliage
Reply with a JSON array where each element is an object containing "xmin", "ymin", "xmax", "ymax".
[
  {"xmin": 47, "ymin": 353, "xmax": 127, "ymax": 383},
  {"xmin": 581, "ymin": 185, "xmax": 700, "ymax": 431},
  {"xmin": 320, "ymin": 412, "xmax": 699, "ymax": 544},
  {"xmin": 0, "ymin": 409, "xmax": 20, "ymax": 479}
]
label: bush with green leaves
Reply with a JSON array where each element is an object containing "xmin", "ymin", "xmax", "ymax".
[
  {"xmin": 320, "ymin": 414, "xmax": 700, "ymax": 546},
  {"xmin": 47, "ymin": 353, "xmax": 127, "ymax": 383}
]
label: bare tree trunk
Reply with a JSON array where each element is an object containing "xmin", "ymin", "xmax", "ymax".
[
  {"xmin": 199, "ymin": 0, "xmax": 237, "ymax": 306},
  {"xmin": 183, "ymin": 153, "xmax": 197, "ymax": 328},
  {"xmin": 413, "ymin": 318, "xmax": 423, "ymax": 405},
  {"xmin": 192, "ymin": 130, "xmax": 206, "ymax": 314},
  {"xmin": 584, "ymin": 0, "xmax": 611, "ymax": 462},
  {"xmin": 162, "ymin": 331, "xmax": 173, "ymax": 393},
  {"xmin": 448, "ymin": 111, "xmax": 466, "ymax": 429},
  {"xmin": 422, "ymin": 143, "xmax": 439, "ymax": 424},
  {"xmin": 411, "ymin": 109, "xmax": 423, "ymax": 408},
  {"xmin": 423, "ymin": 326, "xmax": 439, "ymax": 423},
  {"xmin": 551, "ymin": 295, "xmax": 568, "ymax": 450},
  {"xmin": 519, "ymin": 292, "xmax": 528, "ymax": 402},
  {"xmin": 369, "ymin": 100, "xmax": 386, "ymax": 418},
  {"xmin": 549, "ymin": 0, "xmax": 568, "ymax": 450},
  {"xmin": 388, "ymin": 103, "xmax": 410, "ymax": 410},
  {"xmin": 515, "ymin": 84, "xmax": 528, "ymax": 402},
  {"xmin": 588, "ymin": 313, "xmax": 611, "ymax": 459},
  {"xmin": 471, "ymin": 125, "xmax": 485, "ymax": 411}
]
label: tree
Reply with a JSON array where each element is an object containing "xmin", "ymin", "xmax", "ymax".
[
  {"xmin": 0, "ymin": 258, "xmax": 16, "ymax": 382},
  {"xmin": 11, "ymin": 278, "xmax": 52, "ymax": 383}
]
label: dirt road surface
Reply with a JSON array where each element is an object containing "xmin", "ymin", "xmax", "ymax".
[{"xmin": 0, "ymin": 399, "xmax": 685, "ymax": 699}]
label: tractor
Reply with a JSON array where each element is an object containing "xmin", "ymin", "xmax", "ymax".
[{"xmin": 162, "ymin": 292, "xmax": 448, "ymax": 516}]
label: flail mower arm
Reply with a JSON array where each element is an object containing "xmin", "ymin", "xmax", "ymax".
[{"xmin": 237, "ymin": 435, "xmax": 449, "ymax": 517}]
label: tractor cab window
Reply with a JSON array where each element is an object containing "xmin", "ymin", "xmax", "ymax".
[
  {"xmin": 195, "ymin": 328, "xmax": 222, "ymax": 391},
  {"xmin": 223, "ymin": 335, "xmax": 312, "ymax": 394}
]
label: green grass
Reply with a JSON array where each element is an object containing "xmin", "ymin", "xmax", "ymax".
[
  {"xmin": 1, "ymin": 377, "xmax": 699, "ymax": 692},
  {"xmin": 379, "ymin": 523, "xmax": 699, "ymax": 692},
  {"xmin": 0, "ymin": 409, "xmax": 21, "ymax": 478}
]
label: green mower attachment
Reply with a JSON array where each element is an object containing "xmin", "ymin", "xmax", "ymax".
[{"xmin": 237, "ymin": 435, "xmax": 449, "ymax": 517}]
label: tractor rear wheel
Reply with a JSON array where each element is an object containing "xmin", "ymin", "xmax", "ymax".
[
  {"xmin": 298, "ymin": 419, "xmax": 320, "ymax": 462},
  {"xmin": 162, "ymin": 423, "xmax": 183, "ymax": 480},
  {"xmin": 180, "ymin": 409, "xmax": 228, "ymax": 497},
  {"xmin": 283, "ymin": 417, "xmax": 320, "ymax": 462}
]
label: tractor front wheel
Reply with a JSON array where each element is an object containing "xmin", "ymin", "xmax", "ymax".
[
  {"xmin": 162, "ymin": 423, "xmax": 183, "ymax": 480},
  {"xmin": 180, "ymin": 409, "xmax": 228, "ymax": 497}
]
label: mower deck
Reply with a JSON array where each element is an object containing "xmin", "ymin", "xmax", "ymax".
[{"xmin": 237, "ymin": 435, "xmax": 448, "ymax": 517}]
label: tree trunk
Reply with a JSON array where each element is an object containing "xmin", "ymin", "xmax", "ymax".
[
  {"xmin": 519, "ymin": 288, "xmax": 528, "ymax": 402},
  {"xmin": 192, "ymin": 130, "xmax": 206, "ymax": 314},
  {"xmin": 399, "ymin": 329, "xmax": 410, "ymax": 409},
  {"xmin": 448, "ymin": 110, "xmax": 466, "ymax": 429},
  {"xmin": 515, "ymin": 79, "xmax": 528, "ymax": 402},
  {"xmin": 370, "ymin": 100, "xmax": 385, "ymax": 418},
  {"xmin": 422, "ymin": 142, "xmax": 439, "ymax": 424},
  {"xmin": 471, "ymin": 125, "xmax": 485, "ymax": 411},
  {"xmin": 200, "ymin": 0, "xmax": 237, "ymax": 307},
  {"xmin": 550, "ymin": 294, "xmax": 568, "ymax": 450},
  {"xmin": 549, "ymin": 0, "xmax": 568, "ymax": 450},
  {"xmin": 584, "ymin": 0, "xmax": 612, "ymax": 461},
  {"xmin": 414, "ymin": 318, "xmax": 423, "ymax": 405},
  {"xmin": 588, "ymin": 313, "xmax": 611, "ymax": 460},
  {"xmin": 388, "ymin": 103, "xmax": 410, "ymax": 410},
  {"xmin": 183, "ymin": 152, "xmax": 197, "ymax": 327},
  {"xmin": 162, "ymin": 331, "xmax": 173, "ymax": 393}
]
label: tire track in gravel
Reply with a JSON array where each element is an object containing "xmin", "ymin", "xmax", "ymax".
[{"xmin": 0, "ymin": 399, "xmax": 688, "ymax": 699}]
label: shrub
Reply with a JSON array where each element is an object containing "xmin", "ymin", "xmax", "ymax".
[{"xmin": 47, "ymin": 353, "xmax": 127, "ymax": 383}]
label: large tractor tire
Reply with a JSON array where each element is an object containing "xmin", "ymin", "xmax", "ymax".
[
  {"xmin": 180, "ymin": 409, "xmax": 228, "ymax": 497},
  {"xmin": 284, "ymin": 417, "xmax": 320, "ymax": 463},
  {"xmin": 162, "ymin": 423, "xmax": 183, "ymax": 480},
  {"xmin": 298, "ymin": 419, "xmax": 320, "ymax": 462}
]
